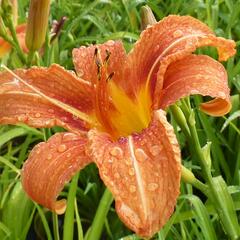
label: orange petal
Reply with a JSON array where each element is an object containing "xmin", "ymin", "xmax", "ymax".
[
  {"xmin": 16, "ymin": 24, "xmax": 28, "ymax": 53},
  {"xmin": 123, "ymin": 15, "xmax": 235, "ymax": 98},
  {"xmin": 0, "ymin": 24, "xmax": 28, "ymax": 58},
  {"xmin": 159, "ymin": 54, "xmax": 231, "ymax": 116},
  {"xmin": 22, "ymin": 132, "xmax": 92, "ymax": 214},
  {"xmin": 0, "ymin": 39, "xmax": 11, "ymax": 58},
  {"xmin": 72, "ymin": 40, "xmax": 126, "ymax": 83},
  {"xmin": 88, "ymin": 110, "xmax": 181, "ymax": 237},
  {"xmin": 0, "ymin": 64, "xmax": 94, "ymax": 132}
]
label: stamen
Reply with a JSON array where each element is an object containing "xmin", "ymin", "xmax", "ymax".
[
  {"xmin": 106, "ymin": 72, "xmax": 115, "ymax": 82},
  {"xmin": 104, "ymin": 49, "xmax": 111, "ymax": 64},
  {"xmin": 1, "ymin": 64, "xmax": 97, "ymax": 127}
]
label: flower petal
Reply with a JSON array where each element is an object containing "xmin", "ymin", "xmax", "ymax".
[
  {"xmin": 21, "ymin": 132, "xmax": 91, "ymax": 214},
  {"xmin": 0, "ymin": 64, "xmax": 94, "ymax": 132},
  {"xmin": 0, "ymin": 24, "xmax": 27, "ymax": 58},
  {"xmin": 159, "ymin": 54, "xmax": 231, "ymax": 116},
  {"xmin": 123, "ymin": 15, "xmax": 235, "ymax": 97},
  {"xmin": 88, "ymin": 110, "xmax": 181, "ymax": 237},
  {"xmin": 16, "ymin": 24, "xmax": 28, "ymax": 53},
  {"xmin": 72, "ymin": 40, "xmax": 126, "ymax": 82}
]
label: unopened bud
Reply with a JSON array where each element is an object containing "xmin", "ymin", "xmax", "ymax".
[
  {"xmin": 140, "ymin": 5, "xmax": 157, "ymax": 30},
  {"xmin": 181, "ymin": 165, "xmax": 196, "ymax": 184},
  {"xmin": 25, "ymin": 0, "xmax": 50, "ymax": 51}
]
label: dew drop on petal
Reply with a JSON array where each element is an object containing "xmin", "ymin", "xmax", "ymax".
[
  {"xmin": 78, "ymin": 69, "xmax": 84, "ymax": 77},
  {"xmin": 148, "ymin": 183, "xmax": 159, "ymax": 191},
  {"xmin": 150, "ymin": 145, "xmax": 162, "ymax": 156},
  {"xmin": 66, "ymin": 153, "xmax": 71, "ymax": 158},
  {"xmin": 110, "ymin": 147, "xmax": 123, "ymax": 158},
  {"xmin": 62, "ymin": 132, "xmax": 79, "ymax": 142},
  {"xmin": 35, "ymin": 112, "xmax": 41, "ymax": 118},
  {"xmin": 47, "ymin": 153, "xmax": 53, "ymax": 160},
  {"xmin": 128, "ymin": 168, "xmax": 135, "ymax": 176},
  {"xmin": 48, "ymin": 109, "xmax": 55, "ymax": 114},
  {"xmin": 129, "ymin": 185, "xmax": 136, "ymax": 193},
  {"xmin": 114, "ymin": 172, "xmax": 120, "ymax": 179},
  {"xmin": 173, "ymin": 29, "xmax": 183, "ymax": 38},
  {"xmin": 58, "ymin": 144, "xmax": 67, "ymax": 153},
  {"xmin": 135, "ymin": 148, "xmax": 148, "ymax": 162},
  {"xmin": 106, "ymin": 40, "xmax": 115, "ymax": 46},
  {"xmin": 125, "ymin": 158, "xmax": 132, "ymax": 166}
]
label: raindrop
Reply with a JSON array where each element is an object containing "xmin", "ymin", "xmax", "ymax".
[
  {"xmin": 47, "ymin": 154, "xmax": 53, "ymax": 160},
  {"xmin": 148, "ymin": 183, "xmax": 159, "ymax": 191},
  {"xmin": 150, "ymin": 145, "xmax": 162, "ymax": 156},
  {"xmin": 135, "ymin": 148, "xmax": 148, "ymax": 162},
  {"xmin": 66, "ymin": 153, "xmax": 71, "ymax": 158},
  {"xmin": 48, "ymin": 109, "xmax": 54, "ymax": 114},
  {"xmin": 35, "ymin": 112, "xmax": 41, "ymax": 118},
  {"xmin": 128, "ymin": 168, "xmax": 135, "ymax": 176},
  {"xmin": 173, "ymin": 30, "xmax": 183, "ymax": 38},
  {"xmin": 110, "ymin": 147, "xmax": 123, "ymax": 157},
  {"xmin": 129, "ymin": 185, "xmax": 136, "ymax": 193},
  {"xmin": 58, "ymin": 144, "xmax": 67, "ymax": 153}
]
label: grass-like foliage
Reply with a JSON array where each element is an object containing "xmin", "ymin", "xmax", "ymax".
[{"xmin": 0, "ymin": 0, "xmax": 240, "ymax": 239}]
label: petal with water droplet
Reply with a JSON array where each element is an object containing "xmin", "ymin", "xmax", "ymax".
[
  {"xmin": 72, "ymin": 40, "xmax": 126, "ymax": 84},
  {"xmin": 0, "ymin": 64, "xmax": 94, "ymax": 132},
  {"xmin": 88, "ymin": 109, "xmax": 181, "ymax": 237},
  {"xmin": 21, "ymin": 132, "xmax": 92, "ymax": 214},
  {"xmin": 159, "ymin": 55, "xmax": 231, "ymax": 116},
  {"xmin": 122, "ymin": 15, "xmax": 235, "ymax": 101}
]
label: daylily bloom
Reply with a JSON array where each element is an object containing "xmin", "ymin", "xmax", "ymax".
[
  {"xmin": 0, "ymin": 15, "xmax": 236, "ymax": 237},
  {"xmin": 0, "ymin": 24, "xmax": 27, "ymax": 58}
]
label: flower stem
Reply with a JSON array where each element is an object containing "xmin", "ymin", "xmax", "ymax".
[
  {"xmin": 86, "ymin": 188, "xmax": 113, "ymax": 240},
  {"xmin": 7, "ymin": 19, "xmax": 27, "ymax": 64},
  {"xmin": 63, "ymin": 173, "xmax": 79, "ymax": 240}
]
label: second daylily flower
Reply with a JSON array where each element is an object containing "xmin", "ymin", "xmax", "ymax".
[{"xmin": 0, "ymin": 15, "xmax": 236, "ymax": 237}]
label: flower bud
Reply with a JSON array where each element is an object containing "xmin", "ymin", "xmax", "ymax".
[
  {"xmin": 140, "ymin": 5, "xmax": 157, "ymax": 30},
  {"xmin": 25, "ymin": 0, "xmax": 50, "ymax": 51}
]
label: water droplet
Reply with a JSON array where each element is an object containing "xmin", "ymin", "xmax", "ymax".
[
  {"xmin": 66, "ymin": 153, "xmax": 71, "ymax": 158},
  {"xmin": 173, "ymin": 30, "xmax": 183, "ymax": 38},
  {"xmin": 78, "ymin": 69, "xmax": 84, "ymax": 77},
  {"xmin": 135, "ymin": 148, "xmax": 148, "ymax": 162},
  {"xmin": 155, "ymin": 44, "xmax": 160, "ymax": 51},
  {"xmin": 48, "ymin": 109, "xmax": 54, "ymax": 114},
  {"xmin": 129, "ymin": 185, "xmax": 136, "ymax": 193},
  {"xmin": 150, "ymin": 145, "xmax": 162, "ymax": 156},
  {"xmin": 17, "ymin": 115, "xmax": 27, "ymax": 122},
  {"xmin": 47, "ymin": 154, "xmax": 53, "ymax": 160},
  {"xmin": 58, "ymin": 144, "xmax": 67, "ymax": 153},
  {"xmin": 114, "ymin": 172, "xmax": 120, "ymax": 179},
  {"xmin": 128, "ymin": 168, "xmax": 135, "ymax": 176},
  {"xmin": 125, "ymin": 158, "xmax": 132, "ymax": 166},
  {"xmin": 110, "ymin": 147, "xmax": 123, "ymax": 157},
  {"xmin": 63, "ymin": 133, "xmax": 79, "ymax": 142},
  {"xmin": 106, "ymin": 40, "xmax": 115, "ymax": 46},
  {"xmin": 218, "ymin": 91, "xmax": 226, "ymax": 98},
  {"xmin": 148, "ymin": 183, "xmax": 159, "ymax": 191},
  {"xmin": 35, "ymin": 113, "xmax": 41, "ymax": 118}
]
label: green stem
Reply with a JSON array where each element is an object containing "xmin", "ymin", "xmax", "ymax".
[
  {"xmin": 52, "ymin": 213, "xmax": 60, "ymax": 240},
  {"xmin": 27, "ymin": 50, "xmax": 35, "ymax": 67},
  {"xmin": 7, "ymin": 20, "xmax": 26, "ymax": 64},
  {"xmin": 86, "ymin": 188, "xmax": 113, "ymax": 240},
  {"xmin": 63, "ymin": 173, "xmax": 79, "ymax": 240}
]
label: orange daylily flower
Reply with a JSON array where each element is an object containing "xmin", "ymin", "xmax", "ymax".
[
  {"xmin": 0, "ymin": 23, "xmax": 28, "ymax": 58},
  {"xmin": 0, "ymin": 15, "xmax": 236, "ymax": 237}
]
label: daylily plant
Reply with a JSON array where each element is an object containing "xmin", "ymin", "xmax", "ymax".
[{"xmin": 0, "ymin": 15, "xmax": 236, "ymax": 237}]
